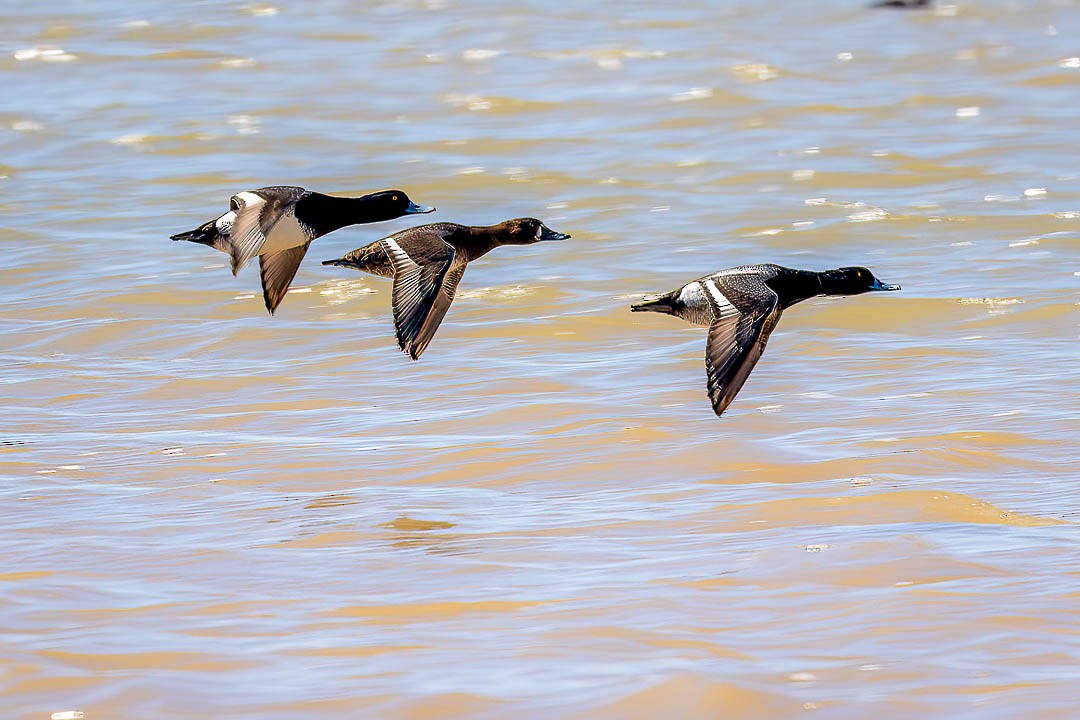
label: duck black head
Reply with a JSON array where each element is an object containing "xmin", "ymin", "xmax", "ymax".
[
  {"xmin": 821, "ymin": 267, "xmax": 901, "ymax": 296},
  {"xmin": 364, "ymin": 190, "xmax": 436, "ymax": 221},
  {"xmin": 495, "ymin": 218, "xmax": 571, "ymax": 245}
]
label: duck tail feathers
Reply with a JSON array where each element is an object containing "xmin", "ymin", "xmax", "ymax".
[
  {"xmin": 631, "ymin": 290, "xmax": 679, "ymax": 315},
  {"xmin": 170, "ymin": 221, "xmax": 219, "ymax": 248}
]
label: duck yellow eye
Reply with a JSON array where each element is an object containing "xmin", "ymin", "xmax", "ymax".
[{"xmin": 392, "ymin": 195, "xmax": 399, "ymax": 202}]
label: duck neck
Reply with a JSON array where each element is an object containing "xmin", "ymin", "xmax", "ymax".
[
  {"xmin": 455, "ymin": 225, "xmax": 504, "ymax": 262},
  {"xmin": 765, "ymin": 268, "xmax": 826, "ymax": 309},
  {"xmin": 295, "ymin": 193, "xmax": 385, "ymax": 237}
]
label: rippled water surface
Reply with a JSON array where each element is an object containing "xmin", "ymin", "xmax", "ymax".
[{"xmin": 2, "ymin": 0, "xmax": 1079, "ymax": 717}]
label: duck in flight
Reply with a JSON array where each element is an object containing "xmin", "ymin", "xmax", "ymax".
[
  {"xmin": 631, "ymin": 264, "xmax": 900, "ymax": 417},
  {"xmin": 323, "ymin": 218, "xmax": 569, "ymax": 360},
  {"xmin": 171, "ymin": 186, "xmax": 434, "ymax": 314}
]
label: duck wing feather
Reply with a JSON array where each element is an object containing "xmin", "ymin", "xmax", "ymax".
[
  {"xmin": 381, "ymin": 234, "xmax": 458, "ymax": 360},
  {"xmin": 259, "ymin": 241, "xmax": 311, "ymax": 315},
  {"xmin": 226, "ymin": 187, "xmax": 308, "ymax": 274},
  {"xmin": 704, "ymin": 273, "xmax": 783, "ymax": 416}
]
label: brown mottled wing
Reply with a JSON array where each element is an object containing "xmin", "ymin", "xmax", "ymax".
[
  {"xmin": 380, "ymin": 235, "xmax": 456, "ymax": 360},
  {"xmin": 408, "ymin": 259, "xmax": 467, "ymax": 360},
  {"xmin": 704, "ymin": 274, "xmax": 782, "ymax": 417},
  {"xmin": 259, "ymin": 241, "xmax": 310, "ymax": 315}
]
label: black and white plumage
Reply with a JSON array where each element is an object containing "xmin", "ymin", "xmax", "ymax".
[
  {"xmin": 322, "ymin": 218, "xmax": 570, "ymax": 360},
  {"xmin": 631, "ymin": 264, "xmax": 900, "ymax": 417},
  {"xmin": 171, "ymin": 186, "xmax": 434, "ymax": 314}
]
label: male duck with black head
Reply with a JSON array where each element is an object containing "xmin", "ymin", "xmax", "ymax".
[
  {"xmin": 323, "ymin": 218, "xmax": 570, "ymax": 359},
  {"xmin": 171, "ymin": 186, "xmax": 434, "ymax": 314},
  {"xmin": 631, "ymin": 264, "xmax": 900, "ymax": 417}
]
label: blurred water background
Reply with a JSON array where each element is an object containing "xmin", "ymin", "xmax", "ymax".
[{"xmin": 1, "ymin": 0, "xmax": 1078, "ymax": 717}]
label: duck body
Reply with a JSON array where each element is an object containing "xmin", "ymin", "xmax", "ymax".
[
  {"xmin": 171, "ymin": 186, "xmax": 433, "ymax": 314},
  {"xmin": 323, "ymin": 218, "xmax": 569, "ymax": 360},
  {"xmin": 631, "ymin": 264, "xmax": 900, "ymax": 417}
]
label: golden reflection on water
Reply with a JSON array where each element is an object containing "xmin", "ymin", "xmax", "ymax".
[{"xmin": 2, "ymin": 0, "xmax": 1079, "ymax": 718}]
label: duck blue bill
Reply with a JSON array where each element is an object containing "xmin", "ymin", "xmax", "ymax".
[
  {"xmin": 870, "ymin": 278, "xmax": 901, "ymax": 291},
  {"xmin": 540, "ymin": 226, "xmax": 570, "ymax": 241},
  {"xmin": 406, "ymin": 202, "xmax": 436, "ymax": 214}
]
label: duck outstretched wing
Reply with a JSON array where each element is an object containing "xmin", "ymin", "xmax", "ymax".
[
  {"xmin": 409, "ymin": 259, "xmax": 467, "ymax": 360},
  {"xmin": 381, "ymin": 235, "xmax": 459, "ymax": 360},
  {"xmin": 226, "ymin": 191, "xmax": 274, "ymax": 274},
  {"xmin": 259, "ymin": 241, "xmax": 311, "ymax": 315},
  {"xmin": 704, "ymin": 274, "xmax": 782, "ymax": 417},
  {"xmin": 226, "ymin": 187, "xmax": 308, "ymax": 275}
]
